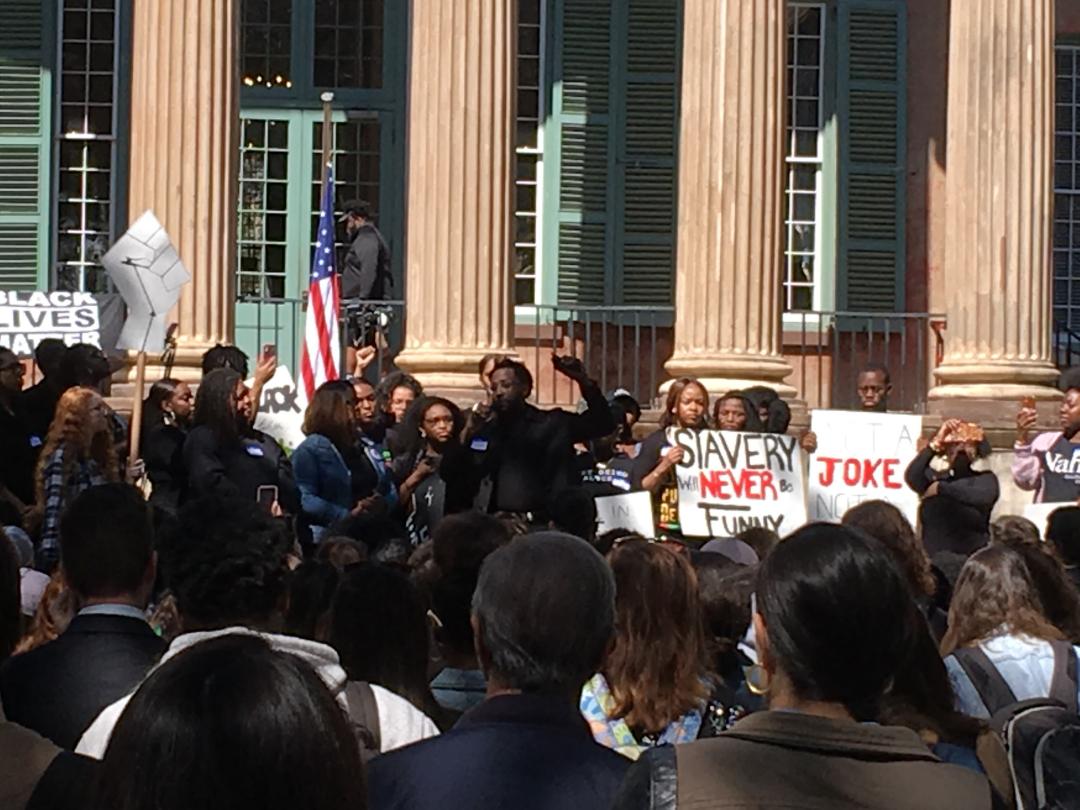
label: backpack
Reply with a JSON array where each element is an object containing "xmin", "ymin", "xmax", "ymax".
[
  {"xmin": 953, "ymin": 640, "xmax": 1080, "ymax": 809},
  {"xmin": 344, "ymin": 681, "xmax": 382, "ymax": 762}
]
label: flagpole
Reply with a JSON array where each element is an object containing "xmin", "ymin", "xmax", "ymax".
[{"xmin": 320, "ymin": 91, "xmax": 334, "ymax": 194}]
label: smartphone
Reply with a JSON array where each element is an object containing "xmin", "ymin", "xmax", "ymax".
[
  {"xmin": 1021, "ymin": 396, "xmax": 1036, "ymax": 410},
  {"xmin": 256, "ymin": 485, "xmax": 278, "ymax": 513},
  {"xmin": 261, "ymin": 343, "xmax": 277, "ymax": 360}
]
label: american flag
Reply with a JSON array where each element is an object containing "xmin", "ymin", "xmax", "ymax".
[{"xmin": 300, "ymin": 163, "xmax": 341, "ymax": 404}]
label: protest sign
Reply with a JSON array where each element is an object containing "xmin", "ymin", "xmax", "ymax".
[
  {"xmin": 808, "ymin": 410, "xmax": 922, "ymax": 525},
  {"xmin": 0, "ymin": 291, "xmax": 103, "ymax": 354},
  {"xmin": 595, "ymin": 491, "xmax": 655, "ymax": 538},
  {"xmin": 669, "ymin": 428, "xmax": 807, "ymax": 538},
  {"xmin": 247, "ymin": 365, "xmax": 306, "ymax": 452}
]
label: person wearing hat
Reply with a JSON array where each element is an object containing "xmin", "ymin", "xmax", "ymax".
[{"xmin": 339, "ymin": 199, "xmax": 392, "ymax": 375}]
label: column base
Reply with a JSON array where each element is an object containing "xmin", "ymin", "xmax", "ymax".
[
  {"xmin": 395, "ymin": 346, "xmax": 515, "ymax": 403},
  {"xmin": 664, "ymin": 352, "xmax": 796, "ymax": 397}
]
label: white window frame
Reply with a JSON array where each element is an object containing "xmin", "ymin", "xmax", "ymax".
[
  {"xmin": 514, "ymin": 0, "xmax": 546, "ymax": 315},
  {"xmin": 1054, "ymin": 43, "xmax": 1080, "ymax": 332}
]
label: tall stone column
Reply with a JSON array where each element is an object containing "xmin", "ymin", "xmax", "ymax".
[
  {"xmin": 664, "ymin": 0, "xmax": 794, "ymax": 397},
  {"xmin": 930, "ymin": 0, "xmax": 1059, "ymax": 406},
  {"xmin": 394, "ymin": 0, "xmax": 515, "ymax": 396},
  {"xmin": 126, "ymin": 0, "xmax": 239, "ymax": 379}
]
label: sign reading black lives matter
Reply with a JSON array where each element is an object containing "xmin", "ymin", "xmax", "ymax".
[
  {"xmin": 0, "ymin": 291, "xmax": 103, "ymax": 355},
  {"xmin": 668, "ymin": 428, "xmax": 808, "ymax": 538}
]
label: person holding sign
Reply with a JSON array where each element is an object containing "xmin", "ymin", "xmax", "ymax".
[
  {"xmin": 634, "ymin": 378, "xmax": 709, "ymax": 537},
  {"xmin": 904, "ymin": 419, "xmax": 998, "ymax": 557},
  {"xmin": 1014, "ymin": 376, "xmax": 1080, "ymax": 503}
]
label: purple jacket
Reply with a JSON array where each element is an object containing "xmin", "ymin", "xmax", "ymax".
[{"xmin": 1012, "ymin": 431, "xmax": 1062, "ymax": 502}]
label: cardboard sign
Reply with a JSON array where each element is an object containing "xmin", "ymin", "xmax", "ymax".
[
  {"xmin": 669, "ymin": 428, "xmax": 807, "ymax": 538},
  {"xmin": 595, "ymin": 491, "xmax": 655, "ymax": 538},
  {"xmin": 808, "ymin": 410, "xmax": 922, "ymax": 525},
  {"xmin": 0, "ymin": 291, "xmax": 102, "ymax": 354},
  {"xmin": 247, "ymin": 365, "xmax": 305, "ymax": 452}
]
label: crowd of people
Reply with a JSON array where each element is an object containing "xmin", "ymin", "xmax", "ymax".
[{"xmin": 5, "ymin": 339, "xmax": 1080, "ymax": 808}]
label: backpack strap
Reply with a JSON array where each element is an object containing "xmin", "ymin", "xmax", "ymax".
[
  {"xmin": 953, "ymin": 646, "xmax": 1020, "ymax": 716},
  {"xmin": 1048, "ymin": 640, "xmax": 1079, "ymax": 713},
  {"xmin": 344, "ymin": 681, "xmax": 382, "ymax": 754}
]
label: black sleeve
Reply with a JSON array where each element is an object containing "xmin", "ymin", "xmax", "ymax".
[
  {"xmin": 904, "ymin": 446, "xmax": 936, "ymax": 496},
  {"xmin": 611, "ymin": 746, "xmax": 677, "ymax": 810},
  {"xmin": 274, "ymin": 445, "xmax": 300, "ymax": 515},
  {"xmin": 563, "ymin": 380, "xmax": 616, "ymax": 443},
  {"xmin": 439, "ymin": 440, "xmax": 481, "ymax": 514},
  {"xmin": 939, "ymin": 471, "xmax": 1000, "ymax": 509},
  {"xmin": 182, "ymin": 429, "xmax": 240, "ymax": 501}
]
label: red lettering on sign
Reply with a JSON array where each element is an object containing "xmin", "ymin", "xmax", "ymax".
[
  {"xmin": 817, "ymin": 457, "xmax": 840, "ymax": 487},
  {"xmin": 698, "ymin": 469, "xmax": 779, "ymax": 501},
  {"xmin": 882, "ymin": 459, "xmax": 902, "ymax": 489},
  {"xmin": 819, "ymin": 457, "xmax": 905, "ymax": 489}
]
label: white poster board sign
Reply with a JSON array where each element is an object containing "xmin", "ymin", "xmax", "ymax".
[
  {"xmin": 669, "ymin": 428, "xmax": 808, "ymax": 538},
  {"xmin": 1023, "ymin": 502, "xmax": 1072, "ymax": 539},
  {"xmin": 595, "ymin": 491, "xmax": 655, "ymax": 538},
  {"xmin": 808, "ymin": 410, "xmax": 922, "ymax": 525},
  {"xmin": 246, "ymin": 365, "xmax": 306, "ymax": 453},
  {"xmin": 0, "ymin": 291, "xmax": 102, "ymax": 354}
]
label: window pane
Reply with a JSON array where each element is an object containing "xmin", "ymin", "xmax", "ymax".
[
  {"xmin": 312, "ymin": 0, "xmax": 384, "ymax": 89},
  {"xmin": 1055, "ymin": 45, "xmax": 1080, "ymax": 329},
  {"xmin": 237, "ymin": 118, "xmax": 291, "ymax": 300},
  {"xmin": 241, "ymin": 0, "xmax": 293, "ymax": 90}
]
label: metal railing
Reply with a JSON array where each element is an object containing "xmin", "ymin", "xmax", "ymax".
[
  {"xmin": 1054, "ymin": 323, "xmax": 1080, "ymax": 370},
  {"xmin": 232, "ymin": 296, "xmax": 945, "ymax": 413}
]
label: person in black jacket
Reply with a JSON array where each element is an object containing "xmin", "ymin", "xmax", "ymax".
[
  {"xmin": 442, "ymin": 356, "xmax": 615, "ymax": 521},
  {"xmin": 0, "ymin": 485, "xmax": 164, "ymax": 749},
  {"xmin": 368, "ymin": 532, "xmax": 629, "ymax": 810},
  {"xmin": 0, "ymin": 348, "xmax": 37, "ymax": 519},
  {"xmin": 905, "ymin": 419, "xmax": 999, "ymax": 557},
  {"xmin": 339, "ymin": 199, "xmax": 392, "ymax": 373},
  {"xmin": 182, "ymin": 368, "xmax": 298, "ymax": 515},
  {"xmin": 139, "ymin": 379, "xmax": 194, "ymax": 515}
]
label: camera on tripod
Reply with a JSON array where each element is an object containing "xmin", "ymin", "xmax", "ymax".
[{"xmin": 344, "ymin": 302, "xmax": 394, "ymax": 348}]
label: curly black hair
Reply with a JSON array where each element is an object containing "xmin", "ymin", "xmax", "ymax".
[
  {"xmin": 157, "ymin": 497, "xmax": 292, "ymax": 631},
  {"xmin": 397, "ymin": 395, "xmax": 464, "ymax": 462},
  {"xmin": 201, "ymin": 344, "xmax": 250, "ymax": 377},
  {"xmin": 375, "ymin": 371, "xmax": 424, "ymax": 416}
]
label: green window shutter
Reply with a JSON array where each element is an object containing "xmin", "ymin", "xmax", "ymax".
[
  {"xmin": 0, "ymin": 0, "xmax": 49, "ymax": 291},
  {"xmin": 552, "ymin": 0, "xmax": 613, "ymax": 305},
  {"xmin": 836, "ymin": 0, "xmax": 906, "ymax": 313},
  {"xmin": 617, "ymin": 0, "xmax": 679, "ymax": 306}
]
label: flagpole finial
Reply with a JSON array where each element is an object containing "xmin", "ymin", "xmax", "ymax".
[{"xmin": 321, "ymin": 91, "xmax": 334, "ymax": 103}]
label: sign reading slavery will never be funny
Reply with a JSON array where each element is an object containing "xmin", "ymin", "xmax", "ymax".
[
  {"xmin": 668, "ymin": 428, "xmax": 808, "ymax": 538},
  {"xmin": 0, "ymin": 291, "xmax": 103, "ymax": 354},
  {"xmin": 807, "ymin": 410, "xmax": 922, "ymax": 526}
]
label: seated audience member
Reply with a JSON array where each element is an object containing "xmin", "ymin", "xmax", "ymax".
[
  {"xmin": 368, "ymin": 533, "xmax": 629, "ymax": 810},
  {"xmin": 842, "ymin": 500, "xmax": 946, "ymax": 640},
  {"xmin": 35, "ymin": 387, "xmax": 121, "ymax": 571},
  {"xmin": 990, "ymin": 515, "xmax": 1041, "ymax": 547},
  {"xmin": 905, "ymin": 418, "xmax": 999, "ymax": 557},
  {"xmin": 942, "ymin": 545, "xmax": 1080, "ymax": 719},
  {"xmin": 614, "ymin": 523, "xmax": 998, "ymax": 810},
  {"xmin": 293, "ymin": 383, "xmax": 366, "ymax": 543},
  {"xmin": 284, "ymin": 561, "xmax": 341, "ymax": 640},
  {"xmin": 182, "ymin": 368, "xmax": 298, "ymax": 513},
  {"xmin": 0, "ymin": 531, "xmax": 98, "ymax": 809},
  {"xmin": 328, "ymin": 564, "xmax": 451, "ymax": 729},
  {"xmin": 140, "ymin": 379, "xmax": 194, "ymax": 514},
  {"xmin": 1, "ymin": 485, "xmax": 164, "ymax": 749},
  {"xmin": 735, "ymin": 526, "xmax": 779, "ymax": 562},
  {"xmin": 857, "ymin": 364, "xmax": 892, "ymax": 412},
  {"xmin": 0, "ymin": 348, "xmax": 37, "ymax": 516},
  {"xmin": 548, "ymin": 487, "xmax": 600, "ymax": 544},
  {"xmin": 443, "ymin": 356, "xmax": 615, "ymax": 522},
  {"xmin": 18, "ymin": 338, "xmax": 68, "ymax": 443},
  {"xmin": 690, "ymin": 558, "xmax": 760, "ymax": 717},
  {"xmin": 75, "ymin": 497, "xmax": 438, "ymax": 758},
  {"xmin": 990, "ymin": 527, "xmax": 1080, "ymax": 643},
  {"xmin": 429, "ymin": 572, "xmax": 487, "ymax": 714},
  {"xmin": 635, "ymin": 378, "xmax": 708, "ymax": 538},
  {"xmin": 582, "ymin": 541, "xmax": 739, "ymax": 758},
  {"xmin": 1046, "ymin": 506, "xmax": 1080, "ymax": 590},
  {"xmin": 16, "ymin": 573, "xmax": 78, "ymax": 654},
  {"xmin": 93, "ymin": 635, "xmax": 364, "ymax": 810},
  {"xmin": 316, "ymin": 536, "xmax": 368, "ymax": 569}
]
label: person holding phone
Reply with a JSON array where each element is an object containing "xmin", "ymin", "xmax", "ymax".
[
  {"xmin": 1014, "ymin": 372, "xmax": 1080, "ymax": 503},
  {"xmin": 393, "ymin": 396, "xmax": 464, "ymax": 544},
  {"xmin": 182, "ymin": 368, "xmax": 298, "ymax": 515}
]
